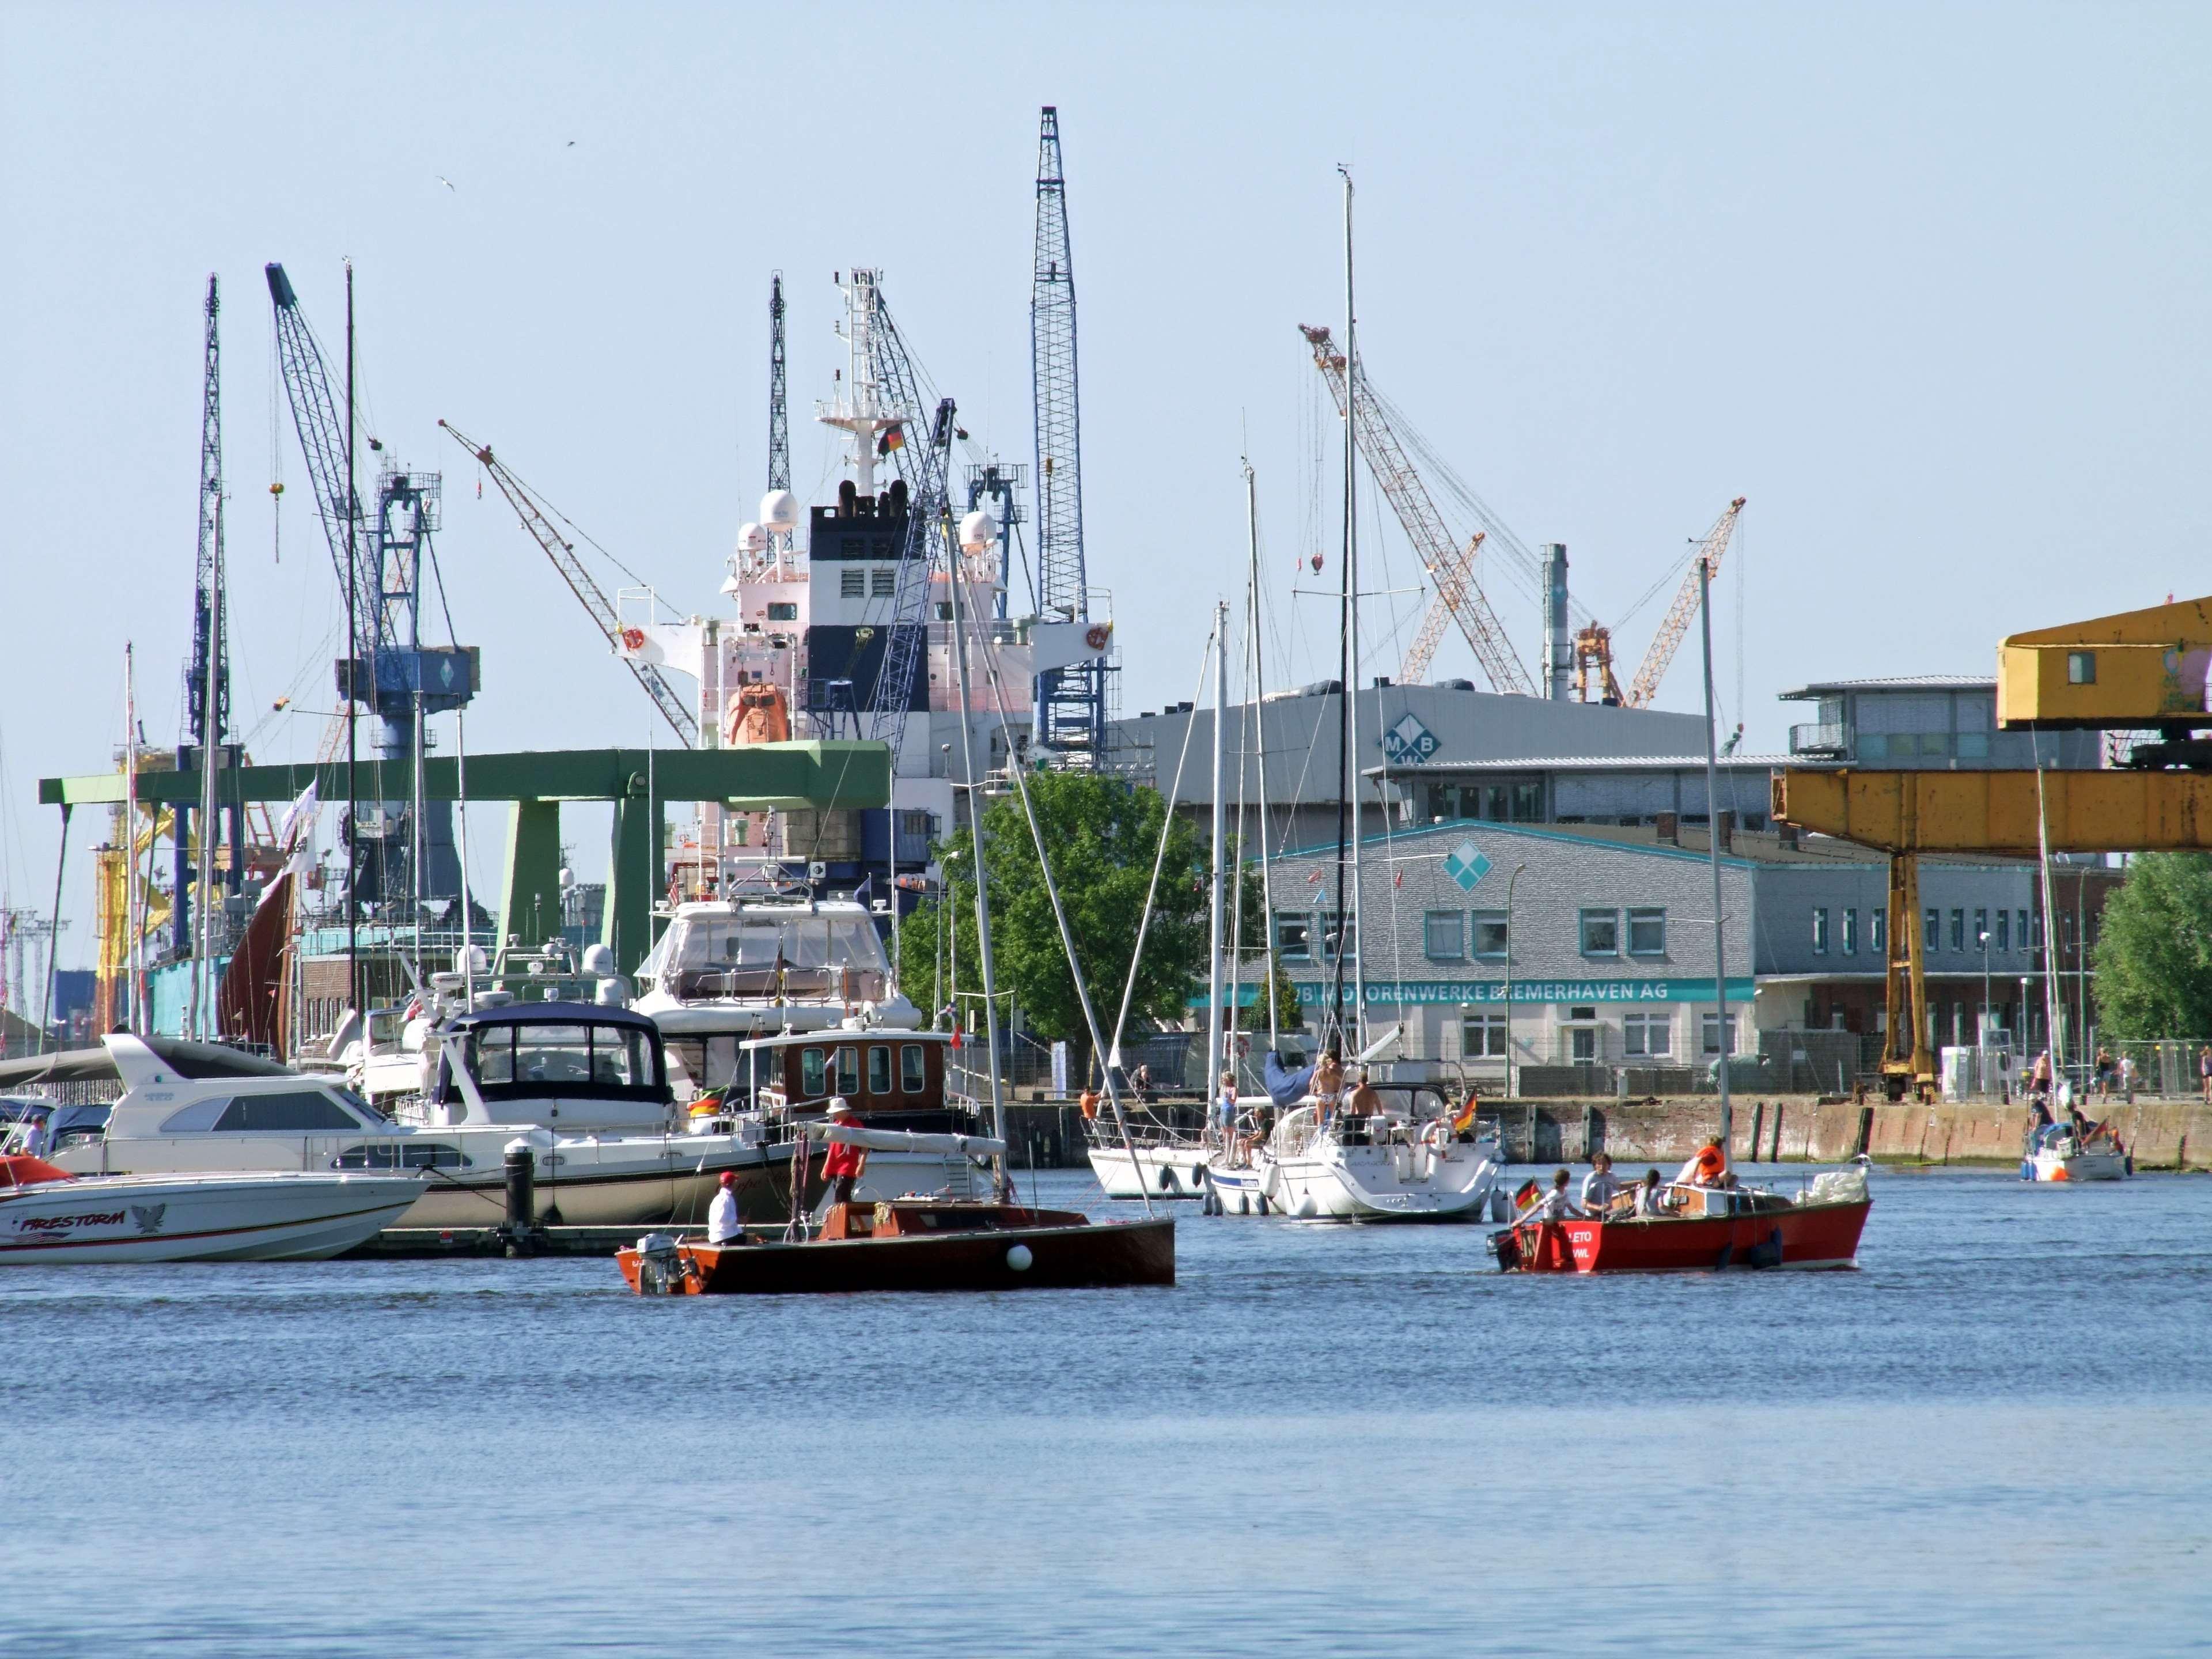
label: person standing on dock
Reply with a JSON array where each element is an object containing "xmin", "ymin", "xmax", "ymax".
[
  {"xmin": 707, "ymin": 1171, "xmax": 744, "ymax": 1245},
  {"xmin": 823, "ymin": 1098, "xmax": 867, "ymax": 1208}
]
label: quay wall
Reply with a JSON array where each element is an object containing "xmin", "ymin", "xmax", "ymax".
[{"xmin": 1004, "ymin": 1095, "xmax": 2212, "ymax": 1172}]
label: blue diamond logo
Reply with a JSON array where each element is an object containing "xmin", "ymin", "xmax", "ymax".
[
  {"xmin": 1442, "ymin": 839, "xmax": 1491, "ymax": 892},
  {"xmin": 1382, "ymin": 711, "xmax": 1440, "ymax": 766}
]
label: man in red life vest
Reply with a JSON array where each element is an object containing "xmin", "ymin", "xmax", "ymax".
[{"xmin": 823, "ymin": 1097, "xmax": 867, "ymax": 1207}]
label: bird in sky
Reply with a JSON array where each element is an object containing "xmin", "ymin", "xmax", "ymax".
[
  {"xmin": 436, "ymin": 175, "xmax": 456, "ymax": 191},
  {"xmin": 566, "ymin": 139, "xmax": 575, "ymax": 147}
]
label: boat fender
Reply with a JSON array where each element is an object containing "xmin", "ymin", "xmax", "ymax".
[
  {"xmin": 1005, "ymin": 1244, "xmax": 1033, "ymax": 1272},
  {"xmin": 1255, "ymin": 1192, "xmax": 1268, "ymax": 1216}
]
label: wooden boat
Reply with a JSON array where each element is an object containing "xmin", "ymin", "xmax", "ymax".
[
  {"xmin": 618, "ymin": 1199, "xmax": 1175, "ymax": 1294},
  {"xmin": 1496, "ymin": 1165, "xmax": 1872, "ymax": 1274}
]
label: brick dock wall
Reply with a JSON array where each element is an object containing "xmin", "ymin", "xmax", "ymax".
[{"xmin": 1007, "ymin": 1094, "xmax": 2212, "ymax": 1171}]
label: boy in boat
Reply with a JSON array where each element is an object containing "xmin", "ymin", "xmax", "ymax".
[
  {"xmin": 1580, "ymin": 1152, "xmax": 1623, "ymax": 1213},
  {"xmin": 823, "ymin": 1098, "xmax": 867, "ymax": 1207},
  {"xmin": 1517, "ymin": 1168, "xmax": 1581, "ymax": 1223}
]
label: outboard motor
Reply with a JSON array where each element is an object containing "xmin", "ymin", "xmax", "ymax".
[{"xmin": 634, "ymin": 1232, "xmax": 686, "ymax": 1294}]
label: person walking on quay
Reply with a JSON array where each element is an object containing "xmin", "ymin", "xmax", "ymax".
[
  {"xmin": 2031, "ymin": 1050, "xmax": 2054, "ymax": 1104},
  {"xmin": 2199, "ymin": 1044, "xmax": 2211, "ymax": 1104},
  {"xmin": 2094, "ymin": 1047, "xmax": 2116, "ymax": 1100},
  {"xmin": 822, "ymin": 1098, "xmax": 867, "ymax": 1208},
  {"xmin": 1132, "ymin": 1063, "xmax": 1153, "ymax": 1103},
  {"xmin": 706, "ymin": 1170, "xmax": 745, "ymax": 1245}
]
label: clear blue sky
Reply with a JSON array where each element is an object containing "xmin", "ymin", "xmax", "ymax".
[{"xmin": 4, "ymin": 2, "xmax": 2208, "ymax": 968}]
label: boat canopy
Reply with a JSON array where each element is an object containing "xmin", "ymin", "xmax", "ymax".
[
  {"xmin": 441, "ymin": 1001, "xmax": 670, "ymax": 1106},
  {"xmin": 0, "ymin": 1035, "xmax": 292, "ymax": 1089}
]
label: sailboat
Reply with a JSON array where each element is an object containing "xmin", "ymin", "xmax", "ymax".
[
  {"xmin": 1495, "ymin": 532, "xmax": 1873, "ymax": 1271},
  {"xmin": 1203, "ymin": 171, "xmax": 1503, "ymax": 1225}
]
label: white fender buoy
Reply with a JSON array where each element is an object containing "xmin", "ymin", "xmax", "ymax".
[{"xmin": 1006, "ymin": 1244, "xmax": 1034, "ymax": 1271}]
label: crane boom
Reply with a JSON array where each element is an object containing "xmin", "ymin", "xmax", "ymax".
[
  {"xmin": 1300, "ymin": 325, "xmax": 1535, "ymax": 696},
  {"xmin": 187, "ymin": 274, "xmax": 230, "ymax": 750},
  {"xmin": 1623, "ymin": 497, "xmax": 1746, "ymax": 709},
  {"xmin": 857, "ymin": 274, "xmax": 950, "ymax": 760},
  {"xmin": 767, "ymin": 273, "xmax": 789, "ymax": 493},
  {"xmin": 265, "ymin": 264, "xmax": 380, "ymax": 654},
  {"xmin": 1398, "ymin": 532, "xmax": 1483, "ymax": 684},
  {"xmin": 437, "ymin": 422, "xmax": 698, "ymax": 745}
]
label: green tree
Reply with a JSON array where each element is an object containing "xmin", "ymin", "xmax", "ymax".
[
  {"xmin": 892, "ymin": 772, "xmax": 1210, "ymax": 1070},
  {"xmin": 2092, "ymin": 853, "xmax": 2212, "ymax": 1038}
]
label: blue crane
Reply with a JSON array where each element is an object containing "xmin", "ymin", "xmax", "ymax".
[
  {"xmin": 265, "ymin": 262, "xmax": 478, "ymax": 907},
  {"xmin": 1031, "ymin": 106, "xmax": 1106, "ymax": 762}
]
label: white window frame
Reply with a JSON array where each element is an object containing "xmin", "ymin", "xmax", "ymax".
[
  {"xmin": 1423, "ymin": 911, "xmax": 1464, "ymax": 961},
  {"xmin": 1626, "ymin": 907, "xmax": 1666, "ymax": 957},
  {"xmin": 1579, "ymin": 908, "xmax": 1620, "ymax": 957}
]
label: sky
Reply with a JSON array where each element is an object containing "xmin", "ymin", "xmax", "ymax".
[{"xmin": 3, "ymin": 1, "xmax": 2209, "ymax": 971}]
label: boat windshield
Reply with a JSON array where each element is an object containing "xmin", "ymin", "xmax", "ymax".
[
  {"xmin": 661, "ymin": 913, "xmax": 889, "ymax": 1001},
  {"xmin": 464, "ymin": 1021, "xmax": 658, "ymax": 1093}
]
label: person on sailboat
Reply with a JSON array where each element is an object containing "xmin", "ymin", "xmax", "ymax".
[
  {"xmin": 1581, "ymin": 1153, "xmax": 1623, "ymax": 1214},
  {"xmin": 706, "ymin": 1171, "xmax": 746, "ymax": 1245},
  {"xmin": 1213, "ymin": 1070, "xmax": 1238, "ymax": 1146},
  {"xmin": 822, "ymin": 1098, "xmax": 868, "ymax": 1207}
]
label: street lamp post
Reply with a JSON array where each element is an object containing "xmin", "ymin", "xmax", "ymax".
[
  {"xmin": 1978, "ymin": 928, "xmax": 1993, "ymax": 1098},
  {"xmin": 1502, "ymin": 863, "xmax": 1527, "ymax": 1100}
]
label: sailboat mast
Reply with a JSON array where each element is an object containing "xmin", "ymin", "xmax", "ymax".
[
  {"xmin": 123, "ymin": 642, "xmax": 141, "ymax": 1034},
  {"xmin": 1699, "ymin": 558, "xmax": 1733, "ymax": 1158},
  {"xmin": 1340, "ymin": 165, "xmax": 1366, "ymax": 1053},
  {"xmin": 946, "ymin": 503, "xmax": 1010, "ymax": 1198},
  {"xmin": 1245, "ymin": 460, "xmax": 1279, "ymax": 1054},
  {"xmin": 1206, "ymin": 600, "xmax": 1227, "ymax": 1112}
]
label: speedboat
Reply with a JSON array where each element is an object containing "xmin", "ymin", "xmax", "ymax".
[
  {"xmin": 2, "ymin": 1032, "xmax": 796, "ymax": 1230},
  {"xmin": 1497, "ymin": 1160, "xmax": 1872, "ymax": 1273},
  {"xmin": 1207, "ymin": 1077, "xmax": 1503, "ymax": 1223},
  {"xmin": 2022, "ymin": 1117, "xmax": 2133, "ymax": 1182},
  {"xmin": 0, "ymin": 1153, "xmax": 421, "ymax": 1263}
]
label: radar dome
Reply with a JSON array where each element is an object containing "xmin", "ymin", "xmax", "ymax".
[
  {"xmin": 760, "ymin": 489, "xmax": 800, "ymax": 533},
  {"xmin": 736, "ymin": 521, "xmax": 767, "ymax": 555},
  {"xmin": 959, "ymin": 510, "xmax": 999, "ymax": 553}
]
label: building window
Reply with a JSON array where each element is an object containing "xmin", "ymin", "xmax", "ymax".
[
  {"xmin": 1571, "ymin": 1027, "xmax": 1597, "ymax": 1062},
  {"xmin": 1973, "ymin": 908, "xmax": 1988, "ymax": 951},
  {"xmin": 1924, "ymin": 908, "xmax": 1940, "ymax": 952},
  {"xmin": 1627, "ymin": 907, "xmax": 1666, "ymax": 957},
  {"xmin": 1273, "ymin": 913, "xmax": 1312, "ymax": 961},
  {"xmin": 2028, "ymin": 909, "xmax": 2042, "ymax": 950},
  {"xmin": 1471, "ymin": 911, "xmax": 1509, "ymax": 959},
  {"xmin": 1322, "ymin": 918, "xmax": 1358, "ymax": 961},
  {"xmin": 2067, "ymin": 651, "xmax": 2096, "ymax": 685},
  {"xmin": 1423, "ymin": 911, "xmax": 1464, "ymax": 961},
  {"xmin": 1949, "ymin": 908, "xmax": 1965, "ymax": 952},
  {"xmin": 1580, "ymin": 909, "xmax": 1620, "ymax": 956},
  {"xmin": 1461, "ymin": 1012, "xmax": 1508, "ymax": 1057},
  {"xmin": 1512, "ymin": 780, "xmax": 1544, "ymax": 821},
  {"xmin": 1701, "ymin": 1011, "xmax": 1739, "ymax": 1056},
  {"xmin": 1872, "ymin": 906, "xmax": 1887, "ymax": 955},
  {"xmin": 1812, "ymin": 908, "xmax": 1830, "ymax": 955},
  {"xmin": 870, "ymin": 567, "xmax": 897, "ymax": 598},
  {"xmin": 1843, "ymin": 907, "xmax": 1858, "ymax": 956},
  {"xmin": 767, "ymin": 601, "xmax": 798, "ymax": 622},
  {"xmin": 1995, "ymin": 910, "xmax": 2010, "ymax": 952},
  {"xmin": 840, "ymin": 568, "xmax": 865, "ymax": 599},
  {"xmin": 1624, "ymin": 1010, "xmax": 1673, "ymax": 1057}
]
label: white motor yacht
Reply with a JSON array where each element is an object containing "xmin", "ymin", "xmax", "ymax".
[
  {"xmin": 0, "ymin": 1156, "xmax": 422, "ymax": 1263},
  {"xmin": 631, "ymin": 894, "xmax": 921, "ymax": 1101},
  {"xmin": 3, "ymin": 1032, "xmax": 797, "ymax": 1231}
]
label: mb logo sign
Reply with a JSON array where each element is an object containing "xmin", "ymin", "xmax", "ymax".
[{"xmin": 1381, "ymin": 712, "xmax": 1440, "ymax": 767}]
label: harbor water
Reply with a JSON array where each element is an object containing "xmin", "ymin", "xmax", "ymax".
[{"xmin": 3, "ymin": 1165, "xmax": 2209, "ymax": 1656}]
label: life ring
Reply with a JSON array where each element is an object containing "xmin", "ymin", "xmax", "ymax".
[
  {"xmin": 1694, "ymin": 1143, "xmax": 1727, "ymax": 1184},
  {"xmin": 1084, "ymin": 622, "xmax": 1111, "ymax": 652},
  {"xmin": 1421, "ymin": 1119, "xmax": 1449, "ymax": 1150}
]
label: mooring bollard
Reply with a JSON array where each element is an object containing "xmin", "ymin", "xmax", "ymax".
[{"xmin": 503, "ymin": 1143, "xmax": 536, "ymax": 1257}]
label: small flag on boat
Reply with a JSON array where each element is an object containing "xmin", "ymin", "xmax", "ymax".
[
  {"xmin": 1513, "ymin": 1179, "xmax": 1543, "ymax": 1212},
  {"xmin": 1452, "ymin": 1099, "xmax": 1479, "ymax": 1134}
]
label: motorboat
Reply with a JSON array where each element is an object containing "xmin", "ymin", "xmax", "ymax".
[
  {"xmin": 1206, "ymin": 1075, "xmax": 1503, "ymax": 1223},
  {"xmin": 1496, "ymin": 1160, "xmax": 1872, "ymax": 1273},
  {"xmin": 0, "ymin": 1032, "xmax": 797, "ymax": 1231},
  {"xmin": 618, "ymin": 1122, "xmax": 1174, "ymax": 1296},
  {"xmin": 0, "ymin": 1153, "xmax": 422, "ymax": 1263},
  {"xmin": 2022, "ymin": 1116, "xmax": 2133, "ymax": 1182},
  {"xmin": 400, "ymin": 1001, "xmax": 684, "ymax": 1135},
  {"xmin": 734, "ymin": 1021, "xmax": 992, "ymax": 1205},
  {"xmin": 631, "ymin": 894, "xmax": 921, "ymax": 1101}
]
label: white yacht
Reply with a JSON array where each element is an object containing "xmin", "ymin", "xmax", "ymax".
[
  {"xmin": 631, "ymin": 894, "xmax": 920, "ymax": 1103},
  {"xmin": 1206, "ymin": 1073, "xmax": 1503, "ymax": 1223},
  {"xmin": 0, "ymin": 1158, "xmax": 423, "ymax": 1263},
  {"xmin": 6, "ymin": 1031, "xmax": 797, "ymax": 1230}
]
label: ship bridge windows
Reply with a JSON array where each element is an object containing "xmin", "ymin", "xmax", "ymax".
[{"xmin": 767, "ymin": 602, "xmax": 798, "ymax": 622}]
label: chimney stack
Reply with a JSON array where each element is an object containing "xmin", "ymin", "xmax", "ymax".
[{"xmin": 1541, "ymin": 544, "xmax": 1573, "ymax": 701}]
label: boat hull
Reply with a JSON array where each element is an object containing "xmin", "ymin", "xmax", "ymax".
[
  {"xmin": 2024, "ymin": 1149, "xmax": 2130, "ymax": 1182},
  {"xmin": 1255, "ymin": 1142, "xmax": 1501, "ymax": 1224},
  {"xmin": 1088, "ymin": 1143, "xmax": 1210, "ymax": 1200},
  {"xmin": 619, "ymin": 1215, "xmax": 1176, "ymax": 1294},
  {"xmin": 0, "ymin": 1172, "xmax": 423, "ymax": 1263},
  {"xmin": 1506, "ymin": 1197, "xmax": 1871, "ymax": 1273}
]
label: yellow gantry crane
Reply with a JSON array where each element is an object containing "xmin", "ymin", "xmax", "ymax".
[{"xmin": 1775, "ymin": 593, "xmax": 2212, "ymax": 1097}]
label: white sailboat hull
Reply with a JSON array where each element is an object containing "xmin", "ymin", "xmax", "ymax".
[
  {"xmin": 2025, "ymin": 1147, "xmax": 2131, "ymax": 1183},
  {"xmin": 1088, "ymin": 1143, "xmax": 1211, "ymax": 1200},
  {"xmin": 1212, "ymin": 1135, "xmax": 1503, "ymax": 1224},
  {"xmin": 0, "ymin": 1171, "xmax": 423, "ymax": 1263}
]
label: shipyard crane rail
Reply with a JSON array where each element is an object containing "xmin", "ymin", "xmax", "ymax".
[
  {"xmin": 1620, "ymin": 496, "xmax": 1746, "ymax": 710},
  {"xmin": 1300, "ymin": 324, "xmax": 1536, "ymax": 696},
  {"xmin": 438, "ymin": 421, "xmax": 698, "ymax": 746}
]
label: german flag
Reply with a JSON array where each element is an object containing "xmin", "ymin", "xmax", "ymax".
[
  {"xmin": 1513, "ymin": 1179, "xmax": 1543, "ymax": 1213},
  {"xmin": 1452, "ymin": 1099, "xmax": 1479, "ymax": 1134},
  {"xmin": 877, "ymin": 423, "xmax": 906, "ymax": 456}
]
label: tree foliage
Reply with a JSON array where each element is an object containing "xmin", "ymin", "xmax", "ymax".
[
  {"xmin": 893, "ymin": 772, "xmax": 1209, "ymax": 1063},
  {"xmin": 2092, "ymin": 853, "xmax": 2212, "ymax": 1039}
]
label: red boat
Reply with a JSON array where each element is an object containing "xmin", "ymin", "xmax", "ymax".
[
  {"xmin": 618, "ymin": 1198, "xmax": 1175, "ymax": 1294},
  {"xmin": 1497, "ymin": 1166, "xmax": 1871, "ymax": 1274}
]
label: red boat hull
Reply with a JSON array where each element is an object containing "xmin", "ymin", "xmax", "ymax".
[{"xmin": 1509, "ymin": 1197, "xmax": 1870, "ymax": 1274}]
